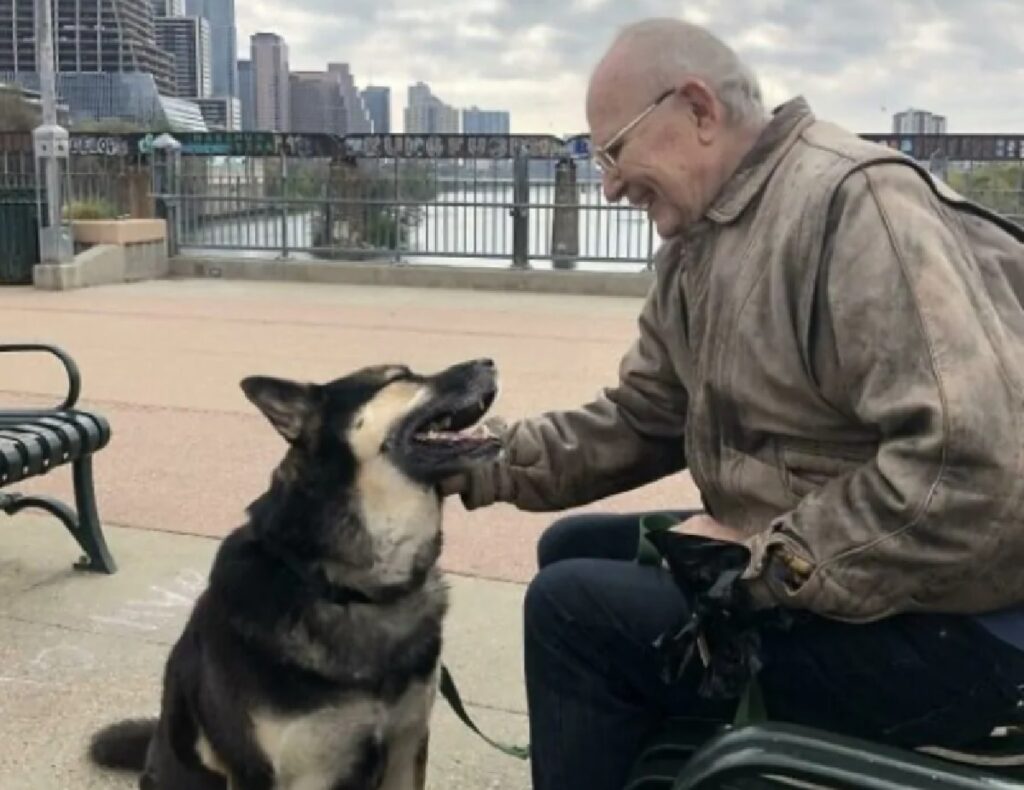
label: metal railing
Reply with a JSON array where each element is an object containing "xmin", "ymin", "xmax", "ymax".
[
  {"xmin": 5, "ymin": 132, "xmax": 1022, "ymax": 273},
  {"xmin": 166, "ymin": 157, "xmax": 660, "ymax": 272}
]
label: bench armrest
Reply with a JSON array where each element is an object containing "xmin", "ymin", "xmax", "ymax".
[
  {"xmin": 675, "ymin": 722, "xmax": 1015, "ymax": 789},
  {"xmin": 0, "ymin": 343, "xmax": 81, "ymax": 412}
]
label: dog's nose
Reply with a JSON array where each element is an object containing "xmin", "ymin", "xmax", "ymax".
[{"xmin": 477, "ymin": 358, "xmax": 495, "ymax": 368}]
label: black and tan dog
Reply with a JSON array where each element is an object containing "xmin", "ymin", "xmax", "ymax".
[{"xmin": 89, "ymin": 359, "xmax": 501, "ymax": 789}]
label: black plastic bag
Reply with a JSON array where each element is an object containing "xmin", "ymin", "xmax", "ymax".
[{"xmin": 639, "ymin": 515, "xmax": 790, "ymax": 702}]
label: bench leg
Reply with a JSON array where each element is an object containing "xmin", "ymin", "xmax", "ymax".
[
  {"xmin": 71, "ymin": 456, "xmax": 117, "ymax": 574},
  {"xmin": 0, "ymin": 457, "xmax": 117, "ymax": 574}
]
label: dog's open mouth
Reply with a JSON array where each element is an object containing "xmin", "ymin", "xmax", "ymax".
[
  {"xmin": 411, "ymin": 388, "xmax": 500, "ymax": 450},
  {"xmin": 388, "ymin": 359, "xmax": 503, "ymax": 482}
]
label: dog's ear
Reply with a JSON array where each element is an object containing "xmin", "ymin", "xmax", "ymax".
[{"xmin": 241, "ymin": 376, "xmax": 316, "ymax": 443}]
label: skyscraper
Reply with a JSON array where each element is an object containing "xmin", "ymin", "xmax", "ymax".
[
  {"xmin": 462, "ymin": 106, "xmax": 510, "ymax": 134},
  {"xmin": 194, "ymin": 96, "xmax": 239, "ymax": 129},
  {"xmin": 155, "ymin": 16, "xmax": 212, "ymax": 98},
  {"xmin": 361, "ymin": 85, "xmax": 390, "ymax": 133},
  {"xmin": 237, "ymin": 58, "xmax": 253, "ymax": 130},
  {"xmin": 250, "ymin": 32, "xmax": 288, "ymax": 132},
  {"xmin": 184, "ymin": 0, "xmax": 237, "ymax": 99},
  {"xmin": 404, "ymin": 81, "xmax": 458, "ymax": 133},
  {"xmin": 151, "ymin": 0, "xmax": 184, "ymax": 16},
  {"xmin": 326, "ymin": 63, "xmax": 370, "ymax": 133},
  {"xmin": 0, "ymin": 0, "xmax": 177, "ymax": 95},
  {"xmin": 289, "ymin": 71, "xmax": 347, "ymax": 133}
]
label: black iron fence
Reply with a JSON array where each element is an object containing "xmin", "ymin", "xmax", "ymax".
[{"xmin": 1, "ymin": 131, "xmax": 1022, "ymax": 274}]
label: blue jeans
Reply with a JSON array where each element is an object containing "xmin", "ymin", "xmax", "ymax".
[{"xmin": 524, "ymin": 511, "xmax": 1024, "ymax": 790}]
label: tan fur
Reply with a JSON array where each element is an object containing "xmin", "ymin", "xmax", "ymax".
[
  {"xmin": 347, "ymin": 380, "xmax": 430, "ymax": 461},
  {"xmin": 251, "ymin": 672, "xmax": 437, "ymax": 790},
  {"xmin": 196, "ymin": 729, "xmax": 228, "ymax": 777}
]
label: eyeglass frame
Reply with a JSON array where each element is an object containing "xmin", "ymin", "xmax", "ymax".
[{"xmin": 592, "ymin": 88, "xmax": 676, "ymax": 173}]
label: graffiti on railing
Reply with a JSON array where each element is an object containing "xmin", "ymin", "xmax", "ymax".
[{"xmin": 68, "ymin": 135, "xmax": 133, "ymax": 157}]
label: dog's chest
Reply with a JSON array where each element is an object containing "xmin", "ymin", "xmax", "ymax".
[{"xmin": 251, "ymin": 677, "xmax": 434, "ymax": 789}]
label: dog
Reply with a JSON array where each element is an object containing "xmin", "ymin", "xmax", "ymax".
[{"xmin": 88, "ymin": 358, "xmax": 502, "ymax": 789}]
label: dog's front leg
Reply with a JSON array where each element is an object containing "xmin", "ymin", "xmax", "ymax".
[
  {"xmin": 377, "ymin": 729, "xmax": 429, "ymax": 790},
  {"xmin": 413, "ymin": 732, "xmax": 429, "ymax": 790}
]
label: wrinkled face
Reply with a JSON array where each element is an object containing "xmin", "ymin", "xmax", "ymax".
[
  {"xmin": 241, "ymin": 358, "xmax": 502, "ymax": 490},
  {"xmin": 589, "ymin": 86, "xmax": 709, "ymax": 239},
  {"xmin": 586, "ymin": 48, "xmax": 729, "ymax": 240}
]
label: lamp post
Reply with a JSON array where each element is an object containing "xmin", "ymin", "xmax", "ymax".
[{"xmin": 33, "ymin": 0, "xmax": 72, "ymax": 263}]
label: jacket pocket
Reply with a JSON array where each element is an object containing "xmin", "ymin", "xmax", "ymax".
[{"xmin": 776, "ymin": 437, "xmax": 876, "ymax": 498}]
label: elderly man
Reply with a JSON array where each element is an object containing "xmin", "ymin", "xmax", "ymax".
[{"xmin": 445, "ymin": 17, "xmax": 1024, "ymax": 790}]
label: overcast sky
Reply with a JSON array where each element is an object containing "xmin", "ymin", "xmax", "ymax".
[{"xmin": 235, "ymin": 0, "xmax": 1024, "ymax": 135}]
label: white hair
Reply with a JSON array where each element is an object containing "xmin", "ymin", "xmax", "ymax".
[{"xmin": 608, "ymin": 18, "xmax": 766, "ymax": 128}]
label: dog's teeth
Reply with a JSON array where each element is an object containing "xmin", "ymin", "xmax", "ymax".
[{"xmin": 477, "ymin": 398, "xmax": 485, "ymax": 410}]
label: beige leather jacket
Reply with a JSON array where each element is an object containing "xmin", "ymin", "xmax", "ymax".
[{"xmin": 461, "ymin": 97, "xmax": 1024, "ymax": 623}]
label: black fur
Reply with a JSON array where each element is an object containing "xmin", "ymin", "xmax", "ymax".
[
  {"xmin": 89, "ymin": 719, "xmax": 155, "ymax": 770},
  {"xmin": 88, "ymin": 360, "xmax": 501, "ymax": 789}
]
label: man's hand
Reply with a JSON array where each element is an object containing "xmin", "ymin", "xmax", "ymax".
[
  {"xmin": 672, "ymin": 513, "xmax": 744, "ymax": 543},
  {"xmin": 438, "ymin": 473, "xmax": 467, "ymax": 498}
]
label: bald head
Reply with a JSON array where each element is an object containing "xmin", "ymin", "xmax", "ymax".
[{"xmin": 588, "ymin": 18, "xmax": 765, "ymax": 129}]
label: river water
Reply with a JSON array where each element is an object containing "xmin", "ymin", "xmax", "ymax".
[{"xmin": 180, "ymin": 184, "xmax": 663, "ymax": 273}]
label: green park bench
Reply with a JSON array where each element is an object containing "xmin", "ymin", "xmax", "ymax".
[{"xmin": 0, "ymin": 343, "xmax": 116, "ymax": 573}]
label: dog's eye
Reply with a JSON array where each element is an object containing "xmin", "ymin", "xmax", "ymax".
[{"xmin": 353, "ymin": 417, "xmax": 364, "ymax": 430}]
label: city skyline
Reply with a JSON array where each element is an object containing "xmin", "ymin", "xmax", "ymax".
[
  {"xmin": 3, "ymin": 1, "xmax": 1022, "ymax": 135},
  {"xmin": 230, "ymin": 0, "xmax": 1024, "ymax": 135}
]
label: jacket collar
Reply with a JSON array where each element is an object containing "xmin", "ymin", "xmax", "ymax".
[{"xmin": 704, "ymin": 96, "xmax": 816, "ymax": 224}]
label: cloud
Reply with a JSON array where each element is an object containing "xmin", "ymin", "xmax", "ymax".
[{"xmin": 235, "ymin": 0, "xmax": 1024, "ymax": 133}]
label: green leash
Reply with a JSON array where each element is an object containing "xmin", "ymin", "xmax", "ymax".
[
  {"xmin": 438, "ymin": 512, "xmax": 766, "ymax": 762},
  {"xmin": 438, "ymin": 663, "xmax": 530, "ymax": 759}
]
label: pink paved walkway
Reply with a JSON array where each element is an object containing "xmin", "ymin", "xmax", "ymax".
[{"xmin": 0, "ymin": 279, "xmax": 701, "ymax": 583}]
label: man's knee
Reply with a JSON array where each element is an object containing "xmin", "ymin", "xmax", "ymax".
[
  {"xmin": 536, "ymin": 515, "xmax": 596, "ymax": 569},
  {"xmin": 524, "ymin": 558, "xmax": 598, "ymax": 641}
]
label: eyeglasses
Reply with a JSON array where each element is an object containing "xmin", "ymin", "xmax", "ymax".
[{"xmin": 592, "ymin": 88, "xmax": 675, "ymax": 173}]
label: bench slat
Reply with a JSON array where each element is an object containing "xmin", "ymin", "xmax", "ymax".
[{"xmin": 0, "ymin": 410, "xmax": 110, "ymax": 482}]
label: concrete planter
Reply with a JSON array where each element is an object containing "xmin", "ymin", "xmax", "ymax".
[
  {"xmin": 34, "ymin": 219, "xmax": 169, "ymax": 291},
  {"xmin": 71, "ymin": 219, "xmax": 167, "ymax": 247}
]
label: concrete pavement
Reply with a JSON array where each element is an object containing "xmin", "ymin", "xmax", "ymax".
[
  {"xmin": 0, "ymin": 276, "xmax": 706, "ymax": 787},
  {"xmin": 0, "ymin": 278, "xmax": 702, "ymax": 584}
]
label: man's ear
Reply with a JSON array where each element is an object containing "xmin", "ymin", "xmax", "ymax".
[
  {"xmin": 240, "ymin": 376, "xmax": 316, "ymax": 443},
  {"xmin": 679, "ymin": 78, "xmax": 722, "ymax": 143}
]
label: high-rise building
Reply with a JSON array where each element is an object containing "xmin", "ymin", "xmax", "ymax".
[
  {"xmin": 326, "ymin": 63, "xmax": 370, "ymax": 133},
  {"xmin": 182, "ymin": 0, "xmax": 235, "ymax": 100},
  {"xmin": 151, "ymin": 0, "xmax": 184, "ymax": 16},
  {"xmin": 893, "ymin": 108, "xmax": 947, "ymax": 135},
  {"xmin": 250, "ymin": 32, "xmax": 288, "ymax": 132},
  {"xmin": 404, "ymin": 81, "xmax": 458, "ymax": 133},
  {"xmin": 462, "ymin": 106, "xmax": 510, "ymax": 134},
  {"xmin": 184, "ymin": 0, "xmax": 237, "ymax": 100},
  {"xmin": 159, "ymin": 94, "xmax": 208, "ymax": 129},
  {"xmin": 0, "ymin": 0, "xmax": 177, "ymax": 95},
  {"xmin": 154, "ymin": 16, "xmax": 211, "ymax": 98},
  {"xmin": 194, "ymin": 95, "xmax": 239, "ymax": 129},
  {"xmin": 289, "ymin": 71, "xmax": 347, "ymax": 133},
  {"xmin": 237, "ymin": 58, "xmax": 253, "ymax": 130},
  {"xmin": 361, "ymin": 85, "xmax": 390, "ymax": 133}
]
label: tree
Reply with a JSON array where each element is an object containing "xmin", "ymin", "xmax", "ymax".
[
  {"xmin": 948, "ymin": 164, "xmax": 1024, "ymax": 217},
  {"xmin": 0, "ymin": 88, "xmax": 40, "ymax": 131}
]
